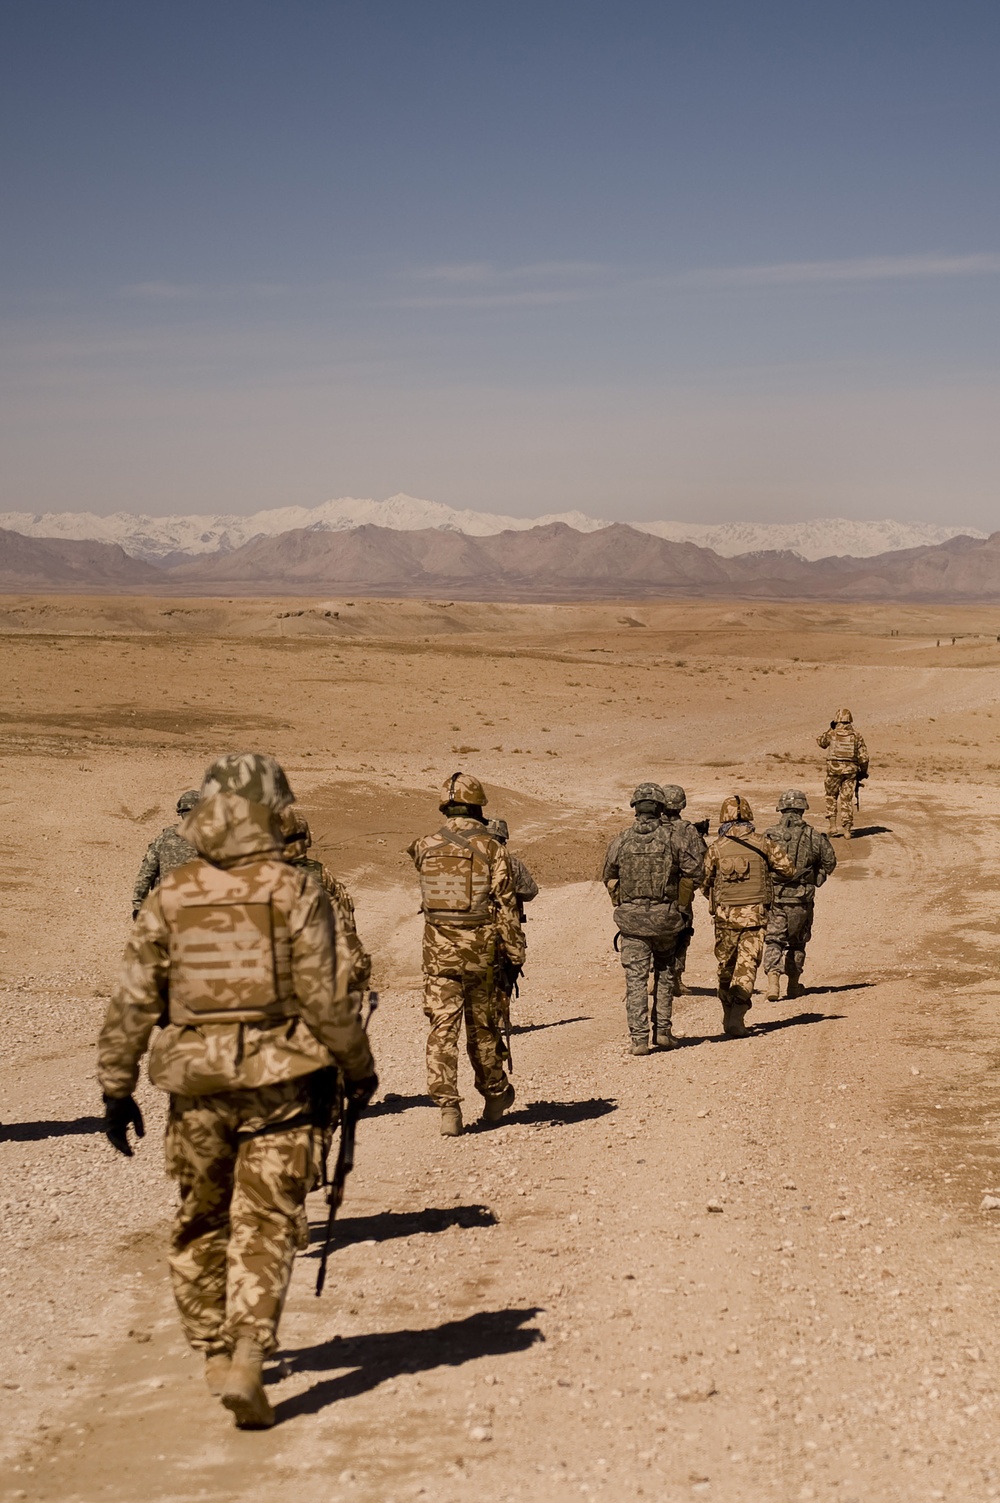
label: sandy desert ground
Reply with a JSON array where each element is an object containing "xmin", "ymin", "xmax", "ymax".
[{"xmin": 3, "ymin": 592, "xmax": 1000, "ymax": 1503}]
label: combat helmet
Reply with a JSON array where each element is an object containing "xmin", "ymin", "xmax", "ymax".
[
  {"xmin": 487, "ymin": 818, "xmax": 510, "ymax": 844},
  {"xmin": 719, "ymin": 794, "xmax": 754, "ymax": 825},
  {"xmin": 834, "ymin": 707, "xmax": 853, "ymax": 723},
  {"xmin": 776, "ymin": 789, "xmax": 809, "ymax": 813},
  {"xmin": 439, "ymin": 771, "xmax": 488, "ymax": 810},
  {"xmin": 199, "ymin": 752, "xmax": 295, "ymax": 811},
  {"xmin": 630, "ymin": 782, "xmax": 668, "ymax": 808},
  {"xmin": 175, "ymin": 789, "xmax": 200, "ymax": 815},
  {"xmin": 660, "ymin": 784, "xmax": 687, "ymax": 812},
  {"xmin": 278, "ymin": 808, "xmax": 312, "ymax": 847}
]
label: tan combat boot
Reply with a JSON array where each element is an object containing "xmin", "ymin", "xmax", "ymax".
[
  {"xmin": 482, "ymin": 1083, "xmax": 516, "ymax": 1123},
  {"xmin": 440, "ymin": 1105, "xmax": 463, "ymax": 1136},
  {"xmin": 723, "ymin": 1003, "xmax": 751, "ymax": 1038},
  {"xmin": 786, "ymin": 968, "xmax": 805, "ymax": 1000},
  {"xmin": 672, "ymin": 970, "xmax": 689, "ymax": 997},
  {"xmin": 204, "ymin": 1351, "xmax": 231, "ymax": 1396},
  {"xmin": 655, "ymin": 1029, "xmax": 679, "ymax": 1049},
  {"xmin": 221, "ymin": 1336, "xmax": 274, "ymax": 1429},
  {"xmin": 765, "ymin": 972, "xmax": 781, "ymax": 1002}
]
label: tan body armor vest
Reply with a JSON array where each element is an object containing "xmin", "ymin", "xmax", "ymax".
[
  {"xmin": 161, "ymin": 860, "xmax": 298, "ymax": 1025},
  {"xmin": 827, "ymin": 726, "xmax": 860, "ymax": 763},
  {"xmin": 713, "ymin": 835, "xmax": 772, "ymax": 907},
  {"xmin": 415, "ymin": 826, "xmax": 494, "ymax": 927}
]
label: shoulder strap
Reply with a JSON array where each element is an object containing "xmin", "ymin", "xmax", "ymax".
[{"xmin": 725, "ymin": 831, "xmax": 778, "ymax": 871}]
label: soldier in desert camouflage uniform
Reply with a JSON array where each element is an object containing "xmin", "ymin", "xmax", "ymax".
[
  {"xmin": 408, "ymin": 773, "xmax": 525, "ymax": 1137},
  {"xmin": 702, "ymin": 795, "xmax": 798, "ymax": 1037},
  {"xmin": 603, "ymin": 784, "xmax": 704, "ymax": 1055},
  {"xmin": 817, "ymin": 708, "xmax": 869, "ymax": 838},
  {"xmin": 658, "ymin": 785, "xmax": 708, "ymax": 999},
  {"xmin": 131, "ymin": 790, "xmax": 200, "ymax": 916},
  {"xmin": 98, "ymin": 754, "xmax": 376, "ymax": 1430},
  {"xmin": 487, "ymin": 819, "xmax": 539, "ymax": 922},
  {"xmin": 763, "ymin": 790, "xmax": 837, "ymax": 1001}
]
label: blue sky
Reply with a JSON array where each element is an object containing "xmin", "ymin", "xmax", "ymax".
[{"xmin": 2, "ymin": 0, "xmax": 999, "ymax": 525}]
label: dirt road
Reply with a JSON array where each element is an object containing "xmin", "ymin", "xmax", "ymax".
[{"xmin": 3, "ymin": 596, "xmax": 1000, "ymax": 1503}]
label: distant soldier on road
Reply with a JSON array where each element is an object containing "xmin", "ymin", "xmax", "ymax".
[
  {"xmin": 658, "ymin": 785, "xmax": 708, "ymax": 998},
  {"xmin": 763, "ymin": 790, "xmax": 837, "ymax": 1001},
  {"xmin": 408, "ymin": 773, "xmax": 525, "ymax": 1137},
  {"xmin": 817, "ymin": 708, "xmax": 869, "ymax": 839},
  {"xmin": 702, "ymin": 795, "xmax": 798, "ymax": 1037},
  {"xmin": 99, "ymin": 753, "xmax": 377, "ymax": 1430},
  {"xmin": 131, "ymin": 790, "xmax": 199, "ymax": 916},
  {"xmin": 603, "ymin": 783, "xmax": 704, "ymax": 1055}
]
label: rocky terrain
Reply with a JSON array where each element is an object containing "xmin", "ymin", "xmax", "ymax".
[{"xmin": 2, "ymin": 594, "xmax": 1000, "ymax": 1502}]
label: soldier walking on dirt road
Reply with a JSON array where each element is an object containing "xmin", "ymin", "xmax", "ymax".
[
  {"xmin": 817, "ymin": 707, "xmax": 869, "ymax": 838},
  {"xmin": 657, "ymin": 785, "xmax": 708, "ymax": 999},
  {"xmin": 763, "ymin": 790, "xmax": 837, "ymax": 1001},
  {"xmin": 603, "ymin": 783, "xmax": 704, "ymax": 1055},
  {"xmin": 98, "ymin": 753, "xmax": 377, "ymax": 1430},
  {"xmin": 130, "ymin": 789, "xmax": 199, "ymax": 917},
  {"xmin": 408, "ymin": 773, "xmax": 525, "ymax": 1137},
  {"xmin": 702, "ymin": 795, "xmax": 797, "ymax": 1037}
]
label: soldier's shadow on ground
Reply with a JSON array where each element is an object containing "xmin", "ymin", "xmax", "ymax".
[
  {"xmin": 798, "ymin": 981, "xmax": 875, "ymax": 996},
  {"xmin": 274, "ymin": 1307, "xmax": 544, "ymax": 1419},
  {"xmin": 748, "ymin": 1010, "xmax": 846, "ymax": 1036},
  {"xmin": 304, "ymin": 1203, "xmax": 496, "ymax": 1250},
  {"xmin": 850, "ymin": 825, "xmax": 892, "ymax": 838},
  {"xmin": 367, "ymin": 1092, "xmax": 433, "ymax": 1119},
  {"xmin": 0, "ymin": 1115, "xmax": 104, "ymax": 1143},
  {"xmin": 510, "ymin": 1014, "xmax": 590, "ymax": 1035},
  {"xmin": 477, "ymin": 1097, "xmax": 616, "ymax": 1131}
]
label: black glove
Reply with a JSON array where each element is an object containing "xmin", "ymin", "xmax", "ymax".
[
  {"xmin": 345, "ymin": 1073, "xmax": 379, "ymax": 1116},
  {"xmin": 131, "ymin": 909, "xmax": 140, "ymax": 922},
  {"xmin": 103, "ymin": 1093, "xmax": 145, "ymax": 1156}
]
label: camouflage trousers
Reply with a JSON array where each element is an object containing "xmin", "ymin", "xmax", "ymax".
[
  {"xmin": 619, "ymin": 933, "xmax": 677, "ymax": 1042},
  {"xmin": 673, "ymin": 914, "xmax": 695, "ymax": 980},
  {"xmin": 713, "ymin": 922, "xmax": 765, "ymax": 1007},
  {"xmin": 423, "ymin": 973, "xmax": 509, "ymax": 1108},
  {"xmin": 763, "ymin": 901, "xmax": 814, "ymax": 977},
  {"xmin": 825, "ymin": 766, "xmax": 857, "ymax": 832},
  {"xmin": 165, "ymin": 1080, "xmax": 316, "ymax": 1358}
]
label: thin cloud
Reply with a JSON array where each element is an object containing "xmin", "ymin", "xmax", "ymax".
[
  {"xmin": 120, "ymin": 280, "xmax": 290, "ymax": 301},
  {"xmin": 413, "ymin": 260, "xmax": 606, "ymax": 284},
  {"xmin": 678, "ymin": 253, "xmax": 1000, "ymax": 287}
]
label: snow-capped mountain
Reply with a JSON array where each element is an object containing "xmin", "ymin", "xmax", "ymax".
[{"xmin": 0, "ymin": 493, "xmax": 985, "ymax": 562}]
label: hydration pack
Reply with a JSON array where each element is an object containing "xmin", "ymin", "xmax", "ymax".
[
  {"xmin": 828, "ymin": 725, "xmax": 860, "ymax": 763},
  {"xmin": 713, "ymin": 835, "xmax": 771, "ymax": 907}
]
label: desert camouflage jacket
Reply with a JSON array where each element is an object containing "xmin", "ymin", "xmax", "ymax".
[
  {"xmin": 99, "ymin": 794, "xmax": 374, "ymax": 1098},
  {"xmin": 408, "ymin": 817, "xmax": 525, "ymax": 976},
  {"xmin": 702, "ymin": 827, "xmax": 798, "ymax": 929},
  {"xmin": 818, "ymin": 725, "xmax": 869, "ymax": 773},
  {"xmin": 131, "ymin": 825, "xmax": 198, "ymax": 909},
  {"xmin": 765, "ymin": 813, "xmax": 837, "ymax": 905},
  {"xmin": 287, "ymin": 851, "xmax": 372, "ymax": 991}
]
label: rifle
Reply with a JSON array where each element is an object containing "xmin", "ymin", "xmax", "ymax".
[
  {"xmin": 493, "ymin": 941, "xmax": 522, "ymax": 1073},
  {"xmin": 693, "ymin": 818, "xmax": 710, "ymax": 838},
  {"xmin": 315, "ymin": 990, "xmax": 378, "ymax": 1297},
  {"xmin": 855, "ymin": 774, "xmax": 867, "ymax": 811}
]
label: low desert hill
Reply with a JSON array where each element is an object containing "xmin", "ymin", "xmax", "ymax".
[{"xmin": 0, "ymin": 528, "xmax": 162, "ymax": 591}]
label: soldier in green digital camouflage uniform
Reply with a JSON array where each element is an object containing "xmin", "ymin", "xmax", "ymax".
[
  {"xmin": 763, "ymin": 790, "xmax": 837, "ymax": 1000},
  {"xmin": 98, "ymin": 753, "xmax": 377, "ymax": 1430},
  {"xmin": 131, "ymin": 790, "xmax": 200, "ymax": 917},
  {"xmin": 603, "ymin": 783, "xmax": 704, "ymax": 1055},
  {"xmin": 658, "ymin": 785, "xmax": 708, "ymax": 999},
  {"xmin": 702, "ymin": 795, "xmax": 798, "ymax": 1037},
  {"xmin": 408, "ymin": 774, "xmax": 525, "ymax": 1137}
]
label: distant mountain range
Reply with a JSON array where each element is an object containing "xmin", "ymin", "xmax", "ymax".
[
  {"xmin": 3, "ymin": 518, "xmax": 999, "ymax": 601},
  {"xmin": 0, "ymin": 494, "xmax": 984, "ymax": 562}
]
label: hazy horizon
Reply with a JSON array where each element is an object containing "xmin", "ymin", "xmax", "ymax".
[{"xmin": 3, "ymin": 2, "xmax": 999, "ymax": 530}]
